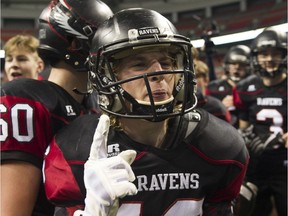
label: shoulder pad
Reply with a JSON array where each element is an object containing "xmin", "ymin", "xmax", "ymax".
[
  {"xmin": 184, "ymin": 110, "xmax": 201, "ymax": 122},
  {"xmin": 236, "ymin": 74, "xmax": 261, "ymax": 91}
]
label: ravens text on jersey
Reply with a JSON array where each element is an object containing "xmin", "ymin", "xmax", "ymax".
[{"xmin": 44, "ymin": 109, "xmax": 249, "ymax": 215}]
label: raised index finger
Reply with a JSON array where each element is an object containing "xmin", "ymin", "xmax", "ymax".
[{"xmin": 88, "ymin": 114, "xmax": 110, "ymax": 160}]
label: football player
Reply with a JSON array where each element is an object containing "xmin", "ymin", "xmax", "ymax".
[
  {"xmin": 4, "ymin": 34, "xmax": 44, "ymax": 81},
  {"xmin": 0, "ymin": 0, "xmax": 113, "ymax": 215},
  {"xmin": 206, "ymin": 45, "xmax": 251, "ymax": 127},
  {"xmin": 42, "ymin": 8, "xmax": 249, "ymax": 216},
  {"xmin": 194, "ymin": 58, "xmax": 231, "ymax": 122},
  {"xmin": 192, "ymin": 48, "xmax": 231, "ymax": 123},
  {"xmin": 233, "ymin": 28, "xmax": 287, "ymax": 216}
]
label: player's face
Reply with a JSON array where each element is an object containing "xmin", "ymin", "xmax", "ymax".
[
  {"xmin": 257, "ymin": 47, "xmax": 282, "ymax": 73},
  {"xmin": 115, "ymin": 50, "xmax": 176, "ymax": 103},
  {"xmin": 227, "ymin": 62, "xmax": 247, "ymax": 79},
  {"xmin": 4, "ymin": 49, "xmax": 43, "ymax": 81}
]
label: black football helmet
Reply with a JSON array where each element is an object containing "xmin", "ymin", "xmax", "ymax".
[
  {"xmin": 88, "ymin": 8, "xmax": 197, "ymax": 122},
  {"xmin": 224, "ymin": 45, "xmax": 251, "ymax": 82},
  {"xmin": 38, "ymin": 0, "xmax": 113, "ymax": 72},
  {"xmin": 251, "ymin": 28, "xmax": 287, "ymax": 78}
]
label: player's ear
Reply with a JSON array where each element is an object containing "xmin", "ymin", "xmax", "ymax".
[
  {"xmin": 70, "ymin": 38, "xmax": 82, "ymax": 51},
  {"xmin": 37, "ymin": 58, "xmax": 45, "ymax": 73}
]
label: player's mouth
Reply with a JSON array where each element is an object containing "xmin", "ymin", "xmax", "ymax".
[
  {"xmin": 152, "ymin": 90, "xmax": 168, "ymax": 101},
  {"xmin": 10, "ymin": 72, "xmax": 23, "ymax": 79}
]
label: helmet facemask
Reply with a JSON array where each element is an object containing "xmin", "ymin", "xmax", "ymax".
[
  {"xmin": 251, "ymin": 29, "xmax": 287, "ymax": 78},
  {"xmin": 252, "ymin": 47, "xmax": 287, "ymax": 78},
  {"xmin": 89, "ymin": 41, "xmax": 197, "ymax": 122},
  {"xmin": 226, "ymin": 61, "xmax": 250, "ymax": 83},
  {"xmin": 224, "ymin": 45, "xmax": 251, "ymax": 82}
]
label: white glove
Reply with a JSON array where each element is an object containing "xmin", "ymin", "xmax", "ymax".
[{"xmin": 74, "ymin": 114, "xmax": 137, "ymax": 216}]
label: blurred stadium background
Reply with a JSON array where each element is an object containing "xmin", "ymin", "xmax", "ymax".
[{"xmin": 1, "ymin": 0, "xmax": 287, "ymax": 77}]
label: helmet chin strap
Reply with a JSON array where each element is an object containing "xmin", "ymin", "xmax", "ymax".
[
  {"xmin": 131, "ymin": 96, "xmax": 175, "ymax": 122},
  {"xmin": 109, "ymin": 70, "xmax": 186, "ymax": 121},
  {"xmin": 259, "ymin": 67, "xmax": 283, "ymax": 78},
  {"xmin": 136, "ymin": 97, "xmax": 174, "ymax": 106},
  {"xmin": 73, "ymin": 88, "xmax": 93, "ymax": 95},
  {"xmin": 228, "ymin": 75, "xmax": 241, "ymax": 83}
]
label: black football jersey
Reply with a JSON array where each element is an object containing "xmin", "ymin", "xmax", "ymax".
[
  {"xmin": 206, "ymin": 79, "xmax": 240, "ymax": 127},
  {"xmin": 44, "ymin": 109, "xmax": 248, "ymax": 216},
  {"xmin": 1, "ymin": 78, "xmax": 87, "ymax": 215},
  {"xmin": 233, "ymin": 74, "xmax": 287, "ymax": 176},
  {"xmin": 206, "ymin": 79, "xmax": 233, "ymax": 101},
  {"xmin": 196, "ymin": 90, "xmax": 230, "ymax": 123},
  {"xmin": 234, "ymin": 74, "xmax": 287, "ymax": 136}
]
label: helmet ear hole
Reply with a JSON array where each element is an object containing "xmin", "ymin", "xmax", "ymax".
[{"xmin": 70, "ymin": 38, "xmax": 82, "ymax": 51}]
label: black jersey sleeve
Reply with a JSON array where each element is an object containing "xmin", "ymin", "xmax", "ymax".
[
  {"xmin": 205, "ymin": 95, "xmax": 231, "ymax": 122},
  {"xmin": 184, "ymin": 109, "xmax": 249, "ymax": 204},
  {"xmin": 206, "ymin": 79, "xmax": 233, "ymax": 101},
  {"xmin": 233, "ymin": 75, "xmax": 262, "ymax": 121},
  {"xmin": 196, "ymin": 90, "xmax": 230, "ymax": 123}
]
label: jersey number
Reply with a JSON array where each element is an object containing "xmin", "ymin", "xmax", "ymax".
[
  {"xmin": 256, "ymin": 109, "xmax": 284, "ymax": 134},
  {"xmin": 0, "ymin": 104, "xmax": 34, "ymax": 142}
]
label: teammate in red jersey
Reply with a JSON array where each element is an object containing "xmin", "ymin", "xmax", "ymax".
[
  {"xmin": 206, "ymin": 45, "xmax": 251, "ymax": 127},
  {"xmin": 0, "ymin": 1, "xmax": 113, "ymax": 215},
  {"xmin": 233, "ymin": 28, "xmax": 287, "ymax": 216},
  {"xmin": 43, "ymin": 8, "xmax": 249, "ymax": 216}
]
